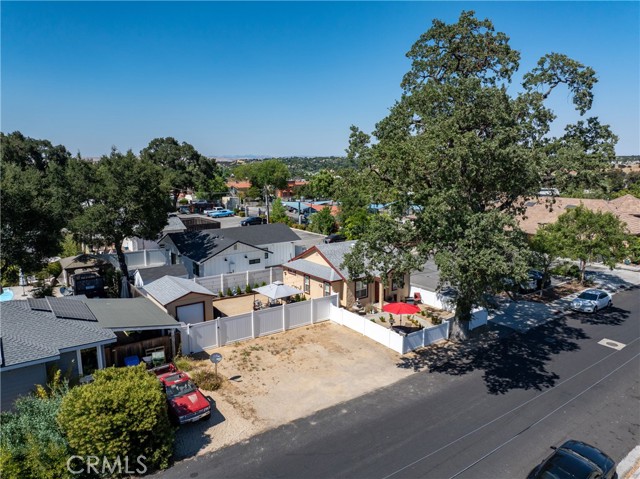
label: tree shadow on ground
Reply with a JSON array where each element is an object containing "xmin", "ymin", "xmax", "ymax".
[
  {"xmin": 396, "ymin": 317, "xmax": 591, "ymax": 395},
  {"xmin": 569, "ymin": 306, "xmax": 629, "ymax": 326},
  {"xmin": 173, "ymin": 396, "xmax": 226, "ymax": 460}
]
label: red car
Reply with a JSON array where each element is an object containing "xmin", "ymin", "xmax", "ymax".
[{"xmin": 155, "ymin": 366, "xmax": 212, "ymax": 424}]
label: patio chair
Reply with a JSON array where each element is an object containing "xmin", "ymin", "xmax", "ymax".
[
  {"xmin": 124, "ymin": 355, "xmax": 140, "ymax": 367},
  {"xmin": 413, "ymin": 292, "xmax": 422, "ymax": 304}
]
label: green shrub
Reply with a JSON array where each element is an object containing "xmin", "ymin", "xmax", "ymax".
[
  {"xmin": 178, "ymin": 198, "xmax": 188, "ymax": 205},
  {"xmin": 245, "ymin": 284, "xmax": 252, "ymax": 294},
  {"xmin": 47, "ymin": 261, "xmax": 62, "ymax": 279},
  {"xmin": 173, "ymin": 356, "xmax": 197, "ymax": 372},
  {"xmin": 226, "ymin": 287, "xmax": 233, "ymax": 297},
  {"xmin": 0, "ymin": 382, "xmax": 70, "ymax": 479},
  {"xmin": 431, "ymin": 316, "xmax": 443, "ymax": 325},
  {"xmin": 261, "ymin": 281, "xmax": 266, "ymax": 286},
  {"xmin": 57, "ymin": 365, "xmax": 174, "ymax": 475},
  {"xmin": 550, "ymin": 262, "xmax": 581, "ymax": 279},
  {"xmin": 235, "ymin": 285, "xmax": 243, "ymax": 295},
  {"xmin": 218, "ymin": 289, "xmax": 224, "ymax": 297},
  {"xmin": 190, "ymin": 368, "xmax": 223, "ymax": 391}
]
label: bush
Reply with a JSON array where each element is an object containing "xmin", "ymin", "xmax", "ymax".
[
  {"xmin": 0, "ymin": 379, "xmax": 70, "ymax": 479},
  {"xmin": 190, "ymin": 368, "xmax": 223, "ymax": 391},
  {"xmin": 235, "ymin": 285, "xmax": 243, "ymax": 295},
  {"xmin": 47, "ymin": 261, "xmax": 62, "ymax": 279},
  {"xmin": 550, "ymin": 262, "xmax": 581, "ymax": 279},
  {"xmin": 178, "ymin": 198, "xmax": 188, "ymax": 205},
  {"xmin": 173, "ymin": 356, "xmax": 197, "ymax": 372},
  {"xmin": 226, "ymin": 287, "xmax": 233, "ymax": 297},
  {"xmin": 57, "ymin": 365, "xmax": 174, "ymax": 475}
]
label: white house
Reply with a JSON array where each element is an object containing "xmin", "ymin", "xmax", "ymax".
[{"xmin": 157, "ymin": 223, "xmax": 300, "ymax": 278}]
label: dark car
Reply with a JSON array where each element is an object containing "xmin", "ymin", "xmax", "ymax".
[
  {"xmin": 527, "ymin": 440, "xmax": 617, "ymax": 479},
  {"xmin": 323, "ymin": 234, "xmax": 346, "ymax": 244},
  {"xmin": 241, "ymin": 216, "xmax": 266, "ymax": 226},
  {"xmin": 520, "ymin": 270, "xmax": 552, "ymax": 293}
]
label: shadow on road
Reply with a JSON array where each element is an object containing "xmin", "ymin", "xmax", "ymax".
[
  {"xmin": 173, "ymin": 397, "xmax": 226, "ymax": 460},
  {"xmin": 396, "ymin": 317, "xmax": 593, "ymax": 395},
  {"xmin": 569, "ymin": 306, "xmax": 630, "ymax": 327}
]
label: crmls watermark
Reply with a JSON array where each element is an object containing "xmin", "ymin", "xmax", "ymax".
[{"xmin": 66, "ymin": 455, "xmax": 148, "ymax": 475}]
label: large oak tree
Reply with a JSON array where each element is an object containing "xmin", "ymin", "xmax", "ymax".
[{"xmin": 342, "ymin": 11, "xmax": 617, "ymax": 340}]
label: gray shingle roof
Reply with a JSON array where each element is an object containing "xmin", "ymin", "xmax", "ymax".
[
  {"xmin": 163, "ymin": 223, "xmax": 300, "ymax": 263},
  {"xmin": 135, "ymin": 264, "xmax": 188, "ymax": 285},
  {"xmin": 163, "ymin": 215, "xmax": 186, "ymax": 233},
  {"xmin": 283, "ymin": 259, "xmax": 343, "ymax": 282},
  {"xmin": 84, "ymin": 297, "xmax": 181, "ymax": 329},
  {"xmin": 142, "ymin": 275, "xmax": 215, "ymax": 305},
  {"xmin": 314, "ymin": 241, "xmax": 360, "ymax": 278},
  {"xmin": 0, "ymin": 301, "xmax": 116, "ymax": 368}
]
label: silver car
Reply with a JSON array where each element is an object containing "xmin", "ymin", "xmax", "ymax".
[{"xmin": 571, "ymin": 289, "xmax": 612, "ymax": 313}]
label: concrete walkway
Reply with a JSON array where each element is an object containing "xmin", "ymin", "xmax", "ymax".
[{"xmin": 489, "ymin": 265, "xmax": 640, "ymax": 333}]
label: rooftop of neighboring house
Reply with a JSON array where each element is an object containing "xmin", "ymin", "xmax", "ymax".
[
  {"xmin": 226, "ymin": 179, "xmax": 252, "ymax": 189},
  {"xmin": 0, "ymin": 300, "xmax": 116, "ymax": 369},
  {"xmin": 134, "ymin": 263, "xmax": 188, "ymax": 285},
  {"xmin": 141, "ymin": 275, "xmax": 215, "ymax": 306},
  {"xmin": 163, "ymin": 215, "xmax": 187, "ymax": 234},
  {"xmin": 517, "ymin": 194, "xmax": 640, "ymax": 236},
  {"xmin": 160, "ymin": 223, "xmax": 300, "ymax": 263},
  {"xmin": 59, "ymin": 254, "xmax": 111, "ymax": 271}
]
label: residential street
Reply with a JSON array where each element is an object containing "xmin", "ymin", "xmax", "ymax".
[{"xmin": 155, "ymin": 288, "xmax": 639, "ymax": 479}]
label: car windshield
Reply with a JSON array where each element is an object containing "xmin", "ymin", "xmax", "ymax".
[
  {"xmin": 538, "ymin": 451, "xmax": 597, "ymax": 479},
  {"xmin": 166, "ymin": 380, "xmax": 197, "ymax": 399},
  {"xmin": 577, "ymin": 292, "xmax": 599, "ymax": 301}
]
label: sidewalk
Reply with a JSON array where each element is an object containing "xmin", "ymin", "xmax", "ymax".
[{"xmin": 489, "ymin": 266, "xmax": 639, "ymax": 333}]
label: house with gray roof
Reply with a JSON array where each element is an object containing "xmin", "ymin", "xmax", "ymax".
[
  {"xmin": 140, "ymin": 275, "xmax": 215, "ymax": 323},
  {"xmin": 133, "ymin": 263, "xmax": 188, "ymax": 288},
  {"xmin": 0, "ymin": 300, "xmax": 117, "ymax": 410},
  {"xmin": 158, "ymin": 223, "xmax": 300, "ymax": 278},
  {"xmin": 282, "ymin": 241, "xmax": 410, "ymax": 310}
]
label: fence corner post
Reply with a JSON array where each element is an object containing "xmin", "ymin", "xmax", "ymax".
[
  {"xmin": 282, "ymin": 302, "xmax": 286, "ymax": 332},
  {"xmin": 310, "ymin": 297, "xmax": 315, "ymax": 324},
  {"xmin": 251, "ymin": 310, "xmax": 256, "ymax": 338}
]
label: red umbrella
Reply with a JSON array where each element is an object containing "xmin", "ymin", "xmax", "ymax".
[{"xmin": 382, "ymin": 302, "xmax": 421, "ymax": 315}]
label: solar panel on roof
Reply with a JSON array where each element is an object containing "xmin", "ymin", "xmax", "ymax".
[
  {"xmin": 46, "ymin": 297, "xmax": 97, "ymax": 321},
  {"xmin": 28, "ymin": 298, "xmax": 52, "ymax": 311}
]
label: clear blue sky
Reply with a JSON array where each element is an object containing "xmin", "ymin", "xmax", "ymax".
[{"xmin": 2, "ymin": 2, "xmax": 638, "ymax": 158}]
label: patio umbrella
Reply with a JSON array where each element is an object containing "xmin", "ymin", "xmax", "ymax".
[
  {"xmin": 253, "ymin": 281, "xmax": 304, "ymax": 301},
  {"xmin": 382, "ymin": 302, "xmax": 420, "ymax": 324}
]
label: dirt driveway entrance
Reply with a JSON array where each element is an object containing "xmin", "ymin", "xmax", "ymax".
[{"xmin": 174, "ymin": 321, "xmax": 415, "ymax": 459}]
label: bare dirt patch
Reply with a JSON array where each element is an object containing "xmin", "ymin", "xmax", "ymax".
[
  {"xmin": 523, "ymin": 281, "xmax": 588, "ymax": 303},
  {"xmin": 173, "ymin": 321, "xmax": 415, "ymax": 459}
]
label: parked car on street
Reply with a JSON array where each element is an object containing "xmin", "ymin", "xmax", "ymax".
[
  {"xmin": 156, "ymin": 368, "xmax": 211, "ymax": 424},
  {"xmin": 527, "ymin": 440, "xmax": 617, "ymax": 479},
  {"xmin": 241, "ymin": 216, "xmax": 267, "ymax": 226},
  {"xmin": 324, "ymin": 234, "xmax": 346, "ymax": 244},
  {"xmin": 208, "ymin": 209, "xmax": 235, "ymax": 218},
  {"xmin": 571, "ymin": 289, "xmax": 613, "ymax": 313},
  {"xmin": 520, "ymin": 270, "xmax": 552, "ymax": 293},
  {"xmin": 203, "ymin": 206, "xmax": 224, "ymax": 215}
]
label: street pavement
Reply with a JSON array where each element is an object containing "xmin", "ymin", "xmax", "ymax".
[
  {"xmin": 490, "ymin": 265, "xmax": 640, "ymax": 333},
  {"xmin": 154, "ymin": 288, "xmax": 639, "ymax": 479}
]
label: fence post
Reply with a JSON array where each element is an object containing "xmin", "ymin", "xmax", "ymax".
[
  {"xmin": 282, "ymin": 302, "xmax": 286, "ymax": 332},
  {"xmin": 251, "ymin": 310, "xmax": 256, "ymax": 338},
  {"xmin": 310, "ymin": 298, "xmax": 315, "ymax": 324},
  {"xmin": 220, "ymin": 274, "xmax": 224, "ymax": 295},
  {"xmin": 270, "ymin": 267, "xmax": 273, "ymax": 284},
  {"xmin": 246, "ymin": 271, "xmax": 249, "ymax": 288},
  {"xmin": 215, "ymin": 319, "xmax": 220, "ymax": 348}
]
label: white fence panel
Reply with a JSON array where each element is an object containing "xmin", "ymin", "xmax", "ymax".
[
  {"xmin": 404, "ymin": 330, "xmax": 424, "ymax": 353},
  {"xmin": 286, "ymin": 301, "xmax": 312, "ymax": 329},
  {"xmin": 196, "ymin": 268, "xmax": 283, "ymax": 295},
  {"xmin": 469, "ymin": 308, "xmax": 488, "ymax": 330},
  {"xmin": 340, "ymin": 310, "xmax": 365, "ymax": 334},
  {"xmin": 183, "ymin": 321, "xmax": 218, "ymax": 354},
  {"xmin": 219, "ymin": 313, "xmax": 253, "ymax": 345},
  {"xmin": 255, "ymin": 307, "xmax": 284, "ymax": 337},
  {"xmin": 409, "ymin": 287, "xmax": 455, "ymax": 312},
  {"xmin": 423, "ymin": 322, "xmax": 449, "ymax": 345},
  {"xmin": 363, "ymin": 320, "xmax": 392, "ymax": 347},
  {"xmin": 312, "ymin": 296, "xmax": 333, "ymax": 322},
  {"xmin": 388, "ymin": 333, "xmax": 405, "ymax": 354}
]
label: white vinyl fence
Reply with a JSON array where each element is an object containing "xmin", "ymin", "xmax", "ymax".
[
  {"xmin": 410, "ymin": 286, "xmax": 487, "ymax": 331},
  {"xmin": 329, "ymin": 306, "xmax": 450, "ymax": 354},
  {"xmin": 195, "ymin": 267, "xmax": 283, "ymax": 296},
  {"xmin": 181, "ymin": 295, "xmax": 338, "ymax": 354}
]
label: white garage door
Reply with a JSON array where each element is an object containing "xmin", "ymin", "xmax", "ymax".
[{"xmin": 176, "ymin": 302, "xmax": 205, "ymax": 324}]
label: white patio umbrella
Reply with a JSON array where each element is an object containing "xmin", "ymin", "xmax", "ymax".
[{"xmin": 253, "ymin": 281, "xmax": 304, "ymax": 301}]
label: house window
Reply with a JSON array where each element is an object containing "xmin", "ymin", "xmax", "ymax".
[
  {"xmin": 323, "ymin": 282, "xmax": 331, "ymax": 297},
  {"xmin": 80, "ymin": 347, "xmax": 98, "ymax": 376},
  {"xmin": 264, "ymin": 252, "xmax": 269, "ymax": 259},
  {"xmin": 249, "ymin": 258, "xmax": 260, "ymax": 265},
  {"xmin": 234, "ymin": 244, "xmax": 238, "ymax": 250},
  {"xmin": 392, "ymin": 277, "xmax": 404, "ymax": 291},
  {"xmin": 355, "ymin": 280, "xmax": 368, "ymax": 299},
  {"xmin": 304, "ymin": 275, "xmax": 310, "ymax": 294},
  {"xmin": 193, "ymin": 263, "xmax": 200, "ymax": 277}
]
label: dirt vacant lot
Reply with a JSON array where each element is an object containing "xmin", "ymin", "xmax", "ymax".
[{"xmin": 174, "ymin": 321, "xmax": 415, "ymax": 459}]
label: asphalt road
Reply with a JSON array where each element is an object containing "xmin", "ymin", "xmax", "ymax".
[{"xmin": 156, "ymin": 288, "xmax": 640, "ymax": 479}]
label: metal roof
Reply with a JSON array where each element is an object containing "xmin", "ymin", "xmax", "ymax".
[
  {"xmin": 142, "ymin": 275, "xmax": 215, "ymax": 306},
  {"xmin": 84, "ymin": 297, "xmax": 181, "ymax": 330},
  {"xmin": 0, "ymin": 301, "xmax": 116, "ymax": 368}
]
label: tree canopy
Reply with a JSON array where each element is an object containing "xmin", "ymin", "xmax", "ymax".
[{"xmin": 342, "ymin": 11, "xmax": 617, "ymax": 340}]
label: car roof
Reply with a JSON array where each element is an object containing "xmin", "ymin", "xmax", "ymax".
[
  {"xmin": 161, "ymin": 372, "xmax": 191, "ymax": 385},
  {"xmin": 582, "ymin": 289, "xmax": 607, "ymax": 294},
  {"xmin": 539, "ymin": 448, "xmax": 600, "ymax": 478}
]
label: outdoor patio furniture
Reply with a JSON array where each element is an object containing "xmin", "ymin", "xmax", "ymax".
[
  {"xmin": 151, "ymin": 351, "xmax": 166, "ymax": 367},
  {"xmin": 413, "ymin": 292, "xmax": 422, "ymax": 304},
  {"xmin": 124, "ymin": 355, "xmax": 140, "ymax": 367}
]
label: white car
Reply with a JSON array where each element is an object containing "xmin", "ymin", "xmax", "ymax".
[{"xmin": 571, "ymin": 289, "xmax": 612, "ymax": 313}]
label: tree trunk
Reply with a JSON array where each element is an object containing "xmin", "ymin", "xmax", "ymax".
[
  {"xmin": 115, "ymin": 239, "xmax": 129, "ymax": 283},
  {"xmin": 579, "ymin": 259, "xmax": 586, "ymax": 284},
  {"xmin": 450, "ymin": 296, "xmax": 473, "ymax": 342}
]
